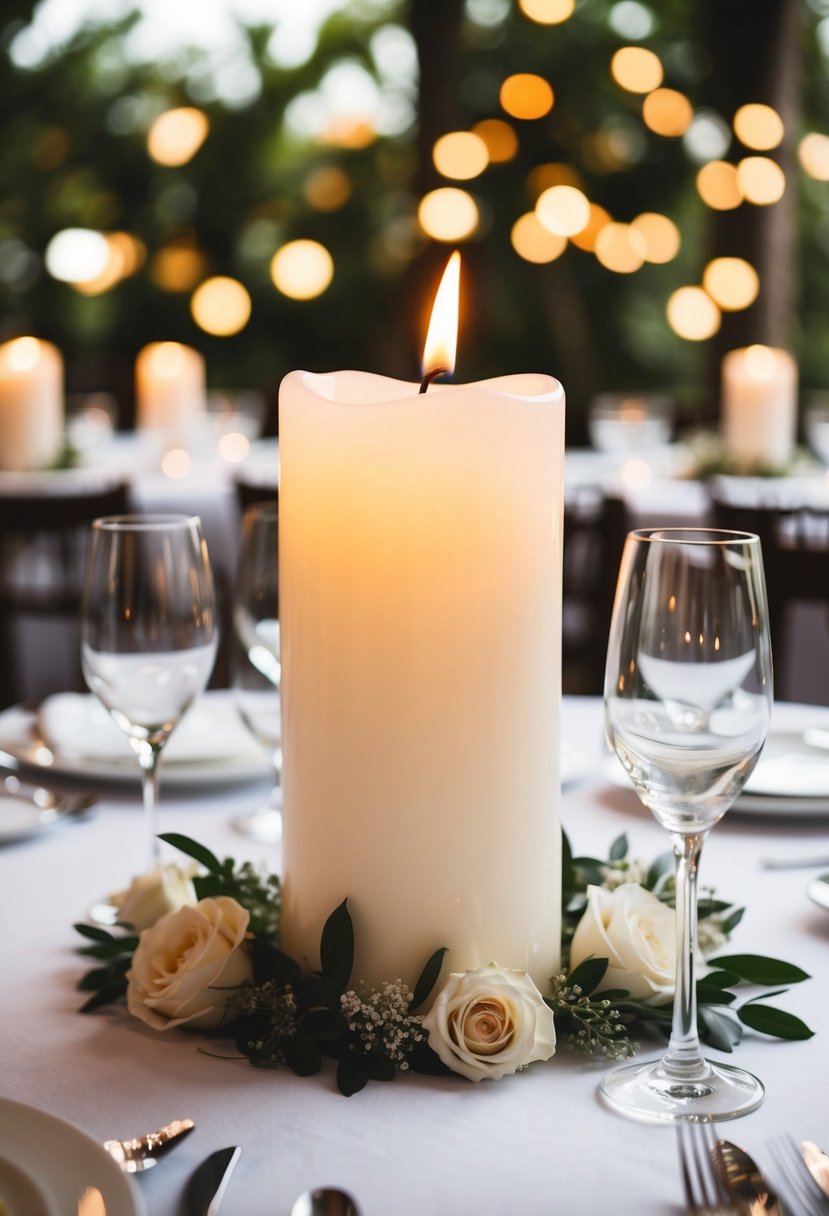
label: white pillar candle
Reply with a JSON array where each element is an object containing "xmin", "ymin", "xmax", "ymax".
[
  {"xmin": 135, "ymin": 341, "xmax": 206, "ymax": 433},
  {"xmin": 721, "ymin": 345, "xmax": 797, "ymax": 471},
  {"xmin": 278, "ymin": 368, "xmax": 564, "ymax": 990},
  {"xmin": 0, "ymin": 337, "xmax": 64, "ymax": 472}
]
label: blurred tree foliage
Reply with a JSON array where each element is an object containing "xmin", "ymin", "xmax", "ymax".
[{"xmin": 0, "ymin": 0, "xmax": 824, "ymax": 438}]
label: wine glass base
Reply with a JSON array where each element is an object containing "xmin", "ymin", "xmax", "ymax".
[{"xmin": 599, "ymin": 1055, "xmax": 765, "ymax": 1123}]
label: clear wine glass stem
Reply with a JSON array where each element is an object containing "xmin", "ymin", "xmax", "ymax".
[
  {"xmin": 137, "ymin": 743, "xmax": 162, "ymax": 868},
  {"xmin": 662, "ymin": 831, "xmax": 707, "ymax": 1079}
]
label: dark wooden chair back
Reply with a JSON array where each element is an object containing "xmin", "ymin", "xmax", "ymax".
[
  {"xmin": 562, "ymin": 488, "xmax": 629, "ymax": 695},
  {"xmin": 0, "ymin": 477, "xmax": 131, "ymax": 707}
]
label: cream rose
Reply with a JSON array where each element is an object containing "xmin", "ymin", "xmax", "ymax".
[
  {"xmin": 112, "ymin": 863, "xmax": 197, "ymax": 931},
  {"xmin": 422, "ymin": 964, "xmax": 556, "ymax": 1082},
  {"xmin": 569, "ymin": 883, "xmax": 675, "ymax": 1001},
  {"xmin": 126, "ymin": 896, "xmax": 253, "ymax": 1031}
]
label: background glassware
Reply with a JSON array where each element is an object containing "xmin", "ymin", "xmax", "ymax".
[
  {"xmin": 601, "ymin": 527, "xmax": 773, "ymax": 1122},
  {"xmin": 81, "ymin": 514, "xmax": 217, "ymax": 866},
  {"xmin": 231, "ymin": 501, "xmax": 281, "ymax": 843},
  {"xmin": 588, "ymin": 392, "xmax": 674, "ymax": 454},
  {"xmin": 804, "ymin": 395, "xmax": 829, "ymax": 466}
]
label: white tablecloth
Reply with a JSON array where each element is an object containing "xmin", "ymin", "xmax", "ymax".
[{"xmin": 2, "ymin": 697, "xmax": 828, "ymax": 1216}]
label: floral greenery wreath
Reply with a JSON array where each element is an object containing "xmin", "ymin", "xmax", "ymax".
[{"xmin": 74, "ymin": 830, "xmax": 814, "ymax": 1097}]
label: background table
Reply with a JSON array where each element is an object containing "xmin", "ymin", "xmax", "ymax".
[{"xmin": 2, "ymin": 697, "xmax": 827, "ymax": 1215}]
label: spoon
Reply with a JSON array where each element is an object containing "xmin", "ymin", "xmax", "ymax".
[
  {"xmin": 714, "ymin": 1138, "xmax": 782, "ymax": 1215},
  {"xmin": 291, "ymin": 1188, "xmax": 360, "ymax": 1216}
]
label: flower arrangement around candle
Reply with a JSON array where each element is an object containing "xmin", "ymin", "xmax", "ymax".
[{"xmin": 74, "ymin": 831, "xmax": 813, "ymax": 1096}]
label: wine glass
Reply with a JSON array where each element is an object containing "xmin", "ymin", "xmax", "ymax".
[
  {"xmin": 231, "ymin": 501, "xmax": 281, "ymax": 843},
  {"xmin": 601, "ymin": 528, "xmax": 773, "ymax": 1122},
  {"xmin": 81, "ymin": 515, "xmax": 217, "ymax": 867}
]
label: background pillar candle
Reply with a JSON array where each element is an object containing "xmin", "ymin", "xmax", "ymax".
[
  {"xmin": 721, "ymin": 345, "xmax": 797, "ymax": 471},
  {"xmin": 0, "ymin": 337, "xmax": 64, "ymax": 472},
  {"xmin": 135, "ymin": 341, "xmax": 206, "ymax": 434},
  {"xmin": 279, "ymin": 369, "xmax": 564, "ymax": 991}
]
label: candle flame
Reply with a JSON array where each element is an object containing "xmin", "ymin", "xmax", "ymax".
[
  {"xmin": 6, "ymin": 336, "xmax": 41, "ymax": 373},
  {"xmin": 422, "ymin": 251, "xmax": 460, "ymax": 378},
  {"xmin": 744, "ymin": 343, "xmax": 776, "ymax": 381}
]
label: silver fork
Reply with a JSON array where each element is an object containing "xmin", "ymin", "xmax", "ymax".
[
  {"xmin": 767, "ymin": 1136, "xmax": 829, "ymax": 1216},
  {"xmin": 678, "ymin": 1122, "xmax": 739, "ymax": 1216}
]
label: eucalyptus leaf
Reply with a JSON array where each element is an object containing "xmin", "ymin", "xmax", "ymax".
[
  {"xmin": 410, "ymin": 947, "xmax": 448, "ymax": 1013},
  {"xmin": 320, "ymin": 900, "xmax": 354, "ymax": 989},
  {"xmin": 609, "ymin": 832, "xmax": 629, "ymax": 861},
  {"xmin": 720, "ymin": 907, "xmax": 745, "ymax": 935},
  {"xmin": 73, "ymin": 923, "xmax": 116, "ymax": 943},
  {"xmin": 645, "ymin": 851, "xmax": 674, "ymax": 890},
  {"xmin": 79, "ymin": 983, "xmax": 127, "ymax": 1013},
  {"xmin": 698, "ymin": 1005, "xmax": 742, "ymax": 1052},
  {"xmin": 158, "ymin": 833, "xmax": 221, "ymax": 875},
  {"xmin": 251, "ymin": 940, "xmax": 302, "ymax": 987},
  {"xmin": 695, "ymin": 984, "xmax": 738, "ymax": 1006},
  {"xmin": 737, "ymin": 1004, "xmax": 814, "ymax": 1040},
  {"xmin": 78, "ymin": 937, "xmax": 138, "ymax": 960},
  {"xmin": 285, "ymin": 1035, "xmax": 323, "ymax": 1076}
]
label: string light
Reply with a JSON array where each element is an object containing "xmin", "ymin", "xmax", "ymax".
[
  {"xmin": 432, "ymin": 131, "xmax": 489, "ymax": 180},
  {"xmin": 570, "ymin": 204, "xmax": 612, "ymax": 252},
  {"xmin": 594, "ymin": 222, "xmax": 646, "ymax": 273},
  {"xmin": 702, "ymin": 257, "xmax": 759, "ymax": 311},
  {"xmin": 737, "ymin": 156, "xmax": 785, "ymax": 205},
  {"xmin": 499, "ymin": 74, "xmax": 554, "ymax": 121},
  {"xmin": 510, "ymin": 212, "xmax": 567, "ymax": 263},
  {"xmin": 799, "ymin": 132, "xmax": 829, "ymax": 180},
  {"xmin": 418, "ymin": 188, "xmax": 479, "ymax": 241},
  {"xmin": 733, "ymin": 104, "xmax": 783, "ymax": 151},
  {"xmin": 190, "ymin": 276, "xmax": 251, "ymax": 336},
  {"xmin": 518, "ymin": 0, "xmax": 575, "ymax": 23},
  {"xmin": 666, "ymin": 286, "xmax": 721, "ymax": 340},
  {"xmin": 610, "ymin": 47, "xmax": 663, "ymax": 94},
  {"xmin": 270, "ymin": 240, "xmax": 334, "ymax": 300},
  {"xmin": 147, "ymin": 107, "xmax": 209, "ymax": 167},
  {"xmin": 471, "ymin": 119, "xmax": 518, "ymax": 163},
  {"xmin": 696, "ymin": 161, "xmax": 743, "ymax": 210},
  {"xmin": 536, "ymin": 185, "xmax": 590, "ymax": 236},
  {"xmin": 642, "ymin": 89, "xmax": 693, "ymax": 137},
  {"xmin": 630, "ymin": 212, "xmax": 680, "ymax": 263}
]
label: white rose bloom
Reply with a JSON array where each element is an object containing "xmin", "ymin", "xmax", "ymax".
[
  {"xmin": 422, "ymin": 963, "xmax": 556, "ymax": 1082},
  {"xmin": 113, "ymin": 863, "xmax": 198, "ymax": 931},
  {"xmin": 126, "ymin": 896, "xmax": 253, "ymax": 1031},
  {"xmin": 569, "ymin": 883, "xmax": 675, "ymax": 1002}
]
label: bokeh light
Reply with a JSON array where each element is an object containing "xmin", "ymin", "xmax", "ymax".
[
  {"xmin": 737, "ymin": 156, "xmax": 786, "ymax": 205},
  {"xmin": 536, "ymin": 184, "xmax": 590, "ymax": 236},
  {"xmin": 702, "ymin": 257, "xmax": 759, "ymax": 311},
  {"xmin": 642, "ymin": 88, "xmax": 693, "ymax": 137},
  {"xmin": 733, "ymin": 104, "xmax": 783, "ymax": 151},
  {"xmin": 630, "ymin": 212, "xmax": 681, "ymax": 263},
  {"xmin": 304, "ymin": 166, "xmax": 351, "ymax": 210},
  {"xmin": 528, "ymin": 162, "xmax": 581, "ymax": 199},
  {"xmin": 190, "ymin": 276, "xmax": 251, "ymax": 336},
  {"xmin": 510, "ymin": 212, "xmax": 567, "ymax": 263},
  {"xmin": 432, "ymin": 131, "xmax": 489, "ymax": 180},
  {"xmin": 270, "ymin": 239, "xmax": 335, "ymax": 299},
  {"xmin": 4, "ymin": 336, "xmax": 41, "ymax": 372},
  {"xmin": 619, "ymin": 457, "xmax": 653, "ymax": 490},
  {"xmin": 161, "ymin": 448, "xmax": 193, "ymax": 479},
  {"xmin": 610, "ymin": 46, "xmax": 663, "ymax": 94},
  {"xmin": 799, "ymin": 132, "xmax": 829, "ymax": 180},
  {"xmin": 696, "ymin": 160, "xmax": 743, "ymax": 210},
  {"xmin": 418, "ymin": 188, "xmax": 479, "ymax": 241},
  {"xmin": 147, "ymin": 107, "xmax": 210, "ymax": 167},
  {"xmin": 594, "ymin": 222, "xmax": 646, "ymax": 273},
  {"xmin": 218, "ymin": 432, "xmax": 251, "ymax": 463},
  {"xmin": 73, "ymin": 231, "xmax": 146, "ymax": 295},
  {"xmin": 570, "ymin": 204, "xmax": 612, "ymax": 252},
  {"xmin": 518, "ymin": 0, "xmax": 575, "ymax": 23},
  {"xmin": 45, "ymin": 228, "xmax": 109, "ymax": 283},
  {"xmin": 472, "ymin": 119, "xmax": 518, "ymax": 163},
  {"xmin": 499, "ymin": 74, "xmax": 554, "ymax": 121},
  {"xmin": 666, "ymin": 286, "xmax": 721, "ymax": 340},
  {"xmin": 151, "ymin": 244, "xmax": 207, "ymax": 292}
]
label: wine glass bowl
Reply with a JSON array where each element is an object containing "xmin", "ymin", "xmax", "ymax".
[
  {"xmin": 231, "ymin": 501, "xmax": 281, "ymax": 843},
  {"xmin": 81, "ymin": 514, "xmax": 217, "ymax": 865},
  {"xmin": 601, "ymin": 528, "xmax": 772, "ymax": 1122}
]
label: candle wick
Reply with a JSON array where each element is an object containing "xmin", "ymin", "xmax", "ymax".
[{"xmin": 419, "ymin": 367, "xmax": 448, "ymax": 394}]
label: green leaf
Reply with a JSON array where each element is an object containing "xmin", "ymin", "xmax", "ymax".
[
  {"xmin": 285, "ymin": 1035, "xmax": 323, "ymax": 1076},
  {"xmin": 408, "ymin": 1040, "xmax": 453, "ymax": 1077},
  {"xmin": 609, "ymin": 832, "xmax": 628, "ymax": 861},
  {"xmin": 698, "ymin": 969, "xmax": 740, "ymax": 990},
  {"xmin": 250, "ymin": 940, "xmax": 302, "ymax": 987},
  {"xmin": 366, "ymin": 1052, "xmax": 396, "ymax": 1082},
  {"xmin": 696, "ymin": 984, "xmax": 737, "ymax": 1006},
  {"xmin": 561, "ymin": 828, "xmax": 574, "ymax": 903},
  {"xmin": 337, "ymin": 1052, "xmax": 369, "ymax": 1096},
  {"xmin": 320, "ymin": 900, "xmax": 354, "ymax": 989},
  {"xmin": 565, "ymin": 892, "xmax": 587, "ymax": 915},
  {"xmin": 79, "ymin": 982, "xmax": 127, "ymax": 1012},
  {"xmin": 73, "ymin": 923, "xmax": 116, "ymax": 943},
  {"xmin": 737, "ymin": 1004, "xmax": 815, "ymax": 1040},
  {"xmin": 708, "ymin": 955, "xmax": 810, "ymax": 985},
  {"xmin": 295, "ymin": 973, "xmax": 343, "ymax": 1010},
  {"xmin": 720, "ymin": 907, "xmax": 745, "ymax": 935},
  {"xmin": 78, "ymin": 937, "xmax": 138, "ymax": 959},
  {"xmin": 698, "ymin": 1005, "xmax": 742, "ymax": 1052},
  {"xmin": 410, "ymin": 947, "xmax": 448, "ymax": 1013},
  {"xmin": 567, "ymin": 957, "xmax": 609, "ymax": 996},
  {"xmin": 157, "ymin": 833, "xmax": 221, "ymax": 874},
  {"xmin": 645, "ymin": 851, "xmax": 674, "ymax": 891},
  {"xmin": 572, "ymin": 857, "xmax": 607, "ymax": 886}
]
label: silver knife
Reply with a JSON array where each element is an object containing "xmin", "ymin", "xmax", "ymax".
[{"xmin": 185, "ymin": 1146, "xmax": 242, "ymax": 1216}]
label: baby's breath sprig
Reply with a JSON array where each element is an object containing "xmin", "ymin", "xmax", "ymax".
[
  {"xmin": 546, "ymin": 973, "xmax": 636, "ymax": 1062},
  {"xmin": 340, "ymin": 981, "xmax": 426, "ymax": 1069}
]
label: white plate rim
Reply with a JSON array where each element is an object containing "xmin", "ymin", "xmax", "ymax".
[
  {"xmin": 0, "ymin": 1097, "xmax": 144, "ymax": 1216},
  {"xmin": 0, "ymin": 699, "xmax": 271, "ymax": 788}
]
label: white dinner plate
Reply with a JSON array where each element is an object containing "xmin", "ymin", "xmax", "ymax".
[
  {"xmin": 0, "ymin": 692, "xmax": 271, "ymax": 788},
  {"xmin": 0, "ymin": 1097, "xmax": 144, "ymax": 1216}
]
